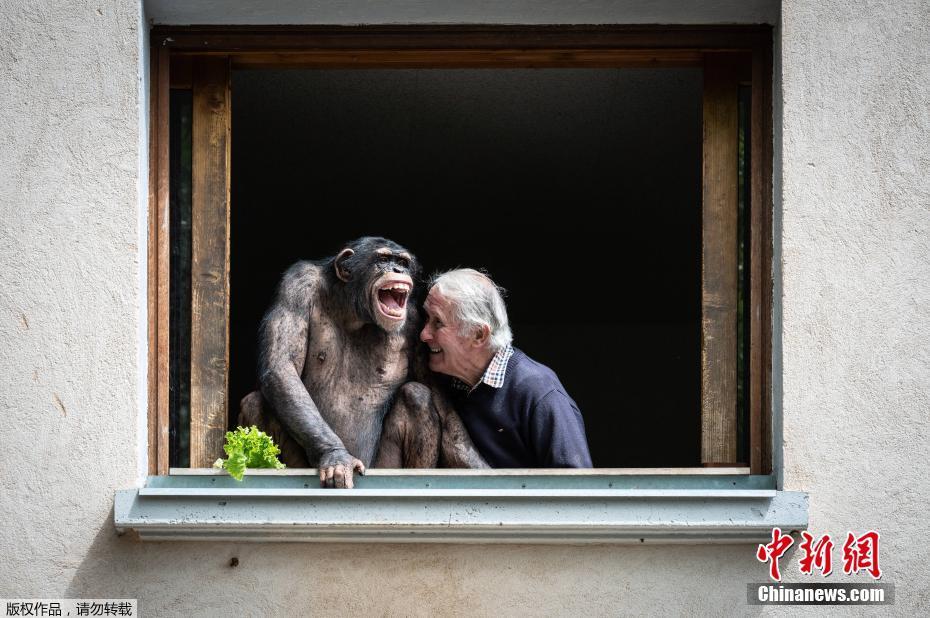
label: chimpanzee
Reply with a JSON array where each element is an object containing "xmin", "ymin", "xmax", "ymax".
[{"xmin": 238, "ymin": 236, "xmax": 486, "ymax": 488}]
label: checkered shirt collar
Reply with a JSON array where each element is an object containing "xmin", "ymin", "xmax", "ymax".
[{"xmin": 450, "ymin": 344, "xmax": 514, "ymax": 392}]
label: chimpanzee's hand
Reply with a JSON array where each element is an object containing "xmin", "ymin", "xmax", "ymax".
[{"xmin": 317, "ymin": 448, "xmax": 366, "ymax": 489}]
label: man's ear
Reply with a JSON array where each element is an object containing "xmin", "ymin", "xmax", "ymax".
[
  {"xmin": 473, "ymin": 324, "xmax": 492, "ymax": 348},
  {"xmin": 334, "ymin": 248, "xmax": 354, "ymax": 282}
]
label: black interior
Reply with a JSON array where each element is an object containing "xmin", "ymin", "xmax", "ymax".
[{"xmin": 229, "ymin": 68, "xmax": 704, "ymax": 467}]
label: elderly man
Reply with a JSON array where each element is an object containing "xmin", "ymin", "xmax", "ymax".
[{"xmin": 420, "ymin": 269, "xmax": 592, "ymax": 468}]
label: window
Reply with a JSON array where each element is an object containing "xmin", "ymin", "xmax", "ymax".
[
  {"xmin": 147, "ymin": 26, "xmax": 774, "ymax": 476},
  {"xmin": 119, "ymin": 24, "xmax": 806, "ymax": 544}
]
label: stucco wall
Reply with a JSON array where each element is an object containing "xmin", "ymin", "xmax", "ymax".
[
  {"xmin": 777, "ymin": 0, "xmax": 930, "ymax": 606},
  {"xmin": 0, "ymin": 1, "xmax": 927, "ymax": 615}
]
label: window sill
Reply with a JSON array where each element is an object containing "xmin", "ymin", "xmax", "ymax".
[{"xmin": 114, "ymin": 469, "xmax": 807, "ymax": 544}]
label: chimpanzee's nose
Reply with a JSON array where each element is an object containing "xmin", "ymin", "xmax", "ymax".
[{"xmin": 391, "ymin": 266, "xmax": 403, "ymax": 274}]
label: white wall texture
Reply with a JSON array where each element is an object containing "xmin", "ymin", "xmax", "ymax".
[{"xmin": 0, "ymin": 0, "xmax": 927, "ymax": 615}]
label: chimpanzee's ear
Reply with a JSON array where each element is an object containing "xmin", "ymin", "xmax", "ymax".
[{"xmin": 334, "ymin": 248, "xmax": 355, "ymax": 282}]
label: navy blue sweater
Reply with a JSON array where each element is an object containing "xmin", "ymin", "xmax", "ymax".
[{"xmin": 448, "ymin": 348, "xmax": 592, "ymax": 468}]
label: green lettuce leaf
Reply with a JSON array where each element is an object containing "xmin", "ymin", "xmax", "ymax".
[{"xmin": 213, "ymin": 425, "xmax": 286, "ymax": 481}]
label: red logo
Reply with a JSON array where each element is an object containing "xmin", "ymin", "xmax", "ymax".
[
  {"xmin": 799, "ymin": 532, "xmax": 834, "ymax": 576},
  {"xmin": 757, "ymin": 528, "xmax": 883, "ymax": 581},
  {"xmin": 842, "ymin": 531, "xmax": 882, "ymax": 579},
  {"xmin": 756, "ymin": 527, "xmax": 794, "ymax": 582}
]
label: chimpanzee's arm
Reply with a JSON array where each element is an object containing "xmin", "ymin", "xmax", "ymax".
[
  {"xmin": 409, "ymin": 344, "xmax": 489, "ymax": 469},
  {"xmin": 257, "ymin": 262, "xmax": 364, "ymax": 486},
  {"xmin": 435, "ymin": 393, "xmax": 491, "ymax": 468}
]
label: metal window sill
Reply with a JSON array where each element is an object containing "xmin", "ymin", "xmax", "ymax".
[{"xmin": 114, "ymin": 469, "xmax": 807, "ymax": 544}]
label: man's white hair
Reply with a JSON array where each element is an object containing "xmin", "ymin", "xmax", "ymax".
[{"xmin": 429, "ymin": 268, "xmax": 513, "ymax": 351}]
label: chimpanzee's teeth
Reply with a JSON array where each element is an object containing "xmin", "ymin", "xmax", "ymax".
[{"xmin": 380, "ymin": 284, "xmax": 410, "ymax": 292}]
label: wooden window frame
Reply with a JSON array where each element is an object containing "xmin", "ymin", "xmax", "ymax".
[{"xmin": 147, "ymin": 25, "xmax": 773, "ymax": 476}]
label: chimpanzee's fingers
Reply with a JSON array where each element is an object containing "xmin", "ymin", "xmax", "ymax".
[
  {"xmin": 324, "ymin": 466, "xmax": 335, "ymax": 488},
  {"xmin": 354, "ymin": 459, "xmax": 366, "ymax": 476},
  {"xmin": 319, "ymin": 467, "xmax": 327, "ymax": 486},
  {"xmin": 334, "ymin": 464, "xmax": 347, "ymax": 489},
  {"xmin": 344, "ymin": 466, "xmax": 354, "ymax": 490}
]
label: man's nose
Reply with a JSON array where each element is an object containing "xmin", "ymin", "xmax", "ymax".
[{"xmin": 420, "ymin": 326, "xmax": 431, "ymax": 342}]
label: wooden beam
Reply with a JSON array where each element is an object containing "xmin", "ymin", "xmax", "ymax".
[
  {"xmin": 152, "ymin": 25, "xmax": 771, "ymax": 53},
  {"xmin": 189, "ymin": 56, "xmax": 232, "ymax": 468},
  {"xmin": 228, "ymin": 49, "xmax": 701, "ymax": 69},
  {"xmin": 146, "ymin": 45, "xmax": 172, "ymax": 476},
  {"xmin": 701, "ymin": 53, "xmax": 741, "ymax": 466},
  {"xmin": 146, "ymin": 45, "xmax": 158, "ymax": 475},
  {"xmin": 147, "ymin": 47, "xmax": 161, "ymax": 475}
]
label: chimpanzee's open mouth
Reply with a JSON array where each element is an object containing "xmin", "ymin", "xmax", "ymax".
[{"xmin": 377, "ymin": 282, "xmax": 410, "ymax": 319}]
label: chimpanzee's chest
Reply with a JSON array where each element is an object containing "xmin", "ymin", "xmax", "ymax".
[{"xmin": 301, "ymin": 315, "xmax": 410, "ymax": 409}]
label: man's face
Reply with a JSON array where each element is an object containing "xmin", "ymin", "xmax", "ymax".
[{"xmin": 420, "ymin": 289, "xmax": 477, "ymax": 383}]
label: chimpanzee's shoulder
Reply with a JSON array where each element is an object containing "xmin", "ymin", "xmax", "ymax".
[{"xmin": 280, "ymin": 260, "xmax": 326, "ymax": 290}]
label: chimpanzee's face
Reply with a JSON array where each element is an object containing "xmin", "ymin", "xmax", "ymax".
[{"xmin": 368, "ymin": 247, "xmax": 414, "ymax": 332}]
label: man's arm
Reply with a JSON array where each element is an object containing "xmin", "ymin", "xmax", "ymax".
[
  {"xmin": 529, "ymin": 390, "xmax": 593, "ymax": 468},
  {"xmin": 257, "ymin": 262, "xmax": 363, "ymax": 485}
]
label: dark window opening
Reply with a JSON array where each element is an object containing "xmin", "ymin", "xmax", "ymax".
[
  {"xmin": 169, "ymin": 89, "xmax": 192, "ymax": 469},
  {"xmin": 223, "ymin": 68, "xmax": 708, "ymax": 467},
  {"xmin": 736, "ymin": 83, "xmax": 752, "ymax": 466}
]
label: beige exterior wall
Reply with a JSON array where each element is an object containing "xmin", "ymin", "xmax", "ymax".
[{"xmin": 0, "ymin": 1, "xmax": 927, "ymax": 614}]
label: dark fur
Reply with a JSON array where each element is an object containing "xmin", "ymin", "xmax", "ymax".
[{"xmin": 239, "ymin": 237, "xmax": 486, "ymax": 487}]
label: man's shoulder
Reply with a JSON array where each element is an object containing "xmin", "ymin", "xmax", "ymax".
[{"xmin": 506, "ymin": 348, "xmax": 565, "ymax": 397}]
